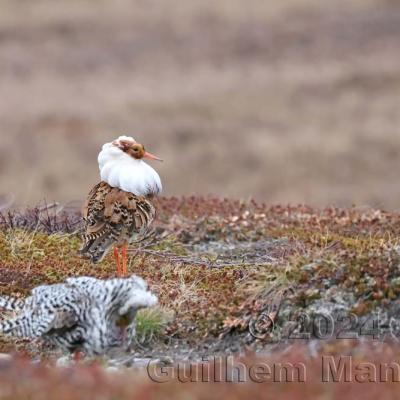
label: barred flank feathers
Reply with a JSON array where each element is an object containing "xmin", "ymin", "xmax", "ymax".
[
  {"xmin": 0, "ymin": 315, "xmax": 37, "ymax": 337},
  {"xmin": 0, "ymin": 295, "xmax": 25, "ymax": 311},
  {"xmin": 0, "ymin": 318, "xmax": 20, "ymax": 335},
  {"xmin": 80, "ymin": 181, "xmax": 156, "ymax": 263}
]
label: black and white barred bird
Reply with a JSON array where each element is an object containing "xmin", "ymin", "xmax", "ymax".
[{"xmin": 0, "ymin": 275, "xmax": 157, "ymax": 356}]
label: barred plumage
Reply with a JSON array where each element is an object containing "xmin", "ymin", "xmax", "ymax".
[
  {"xmin": 0, "ymin": 275, "xmax": 157, "ymax": 356},
  {"xmin": 0, "ymin": 295, "xmax": 25, "ymax": 311},
  {"xmin": 80, "ymin": 181, "xmax": 156, "ymax": 264},
  {"xmin": 80, "ymin": 136, "xmax": 162, "ymax": 276}
]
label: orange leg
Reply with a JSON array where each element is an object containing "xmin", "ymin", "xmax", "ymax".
[
  {"xmin": 114, "ymin": 247, "xmax": 122, "ymax": 277},
  {"xmin": 121, "ymin": 245, "xmax": 128, "ymax": 276},
  {"xmin": 73, "ymin": 350, "xmax": 84, "ymax": 362}
]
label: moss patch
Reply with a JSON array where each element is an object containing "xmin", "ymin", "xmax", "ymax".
[{"xmin": 1, "ymin": 199, "xmax": 400, "ymax": 355}]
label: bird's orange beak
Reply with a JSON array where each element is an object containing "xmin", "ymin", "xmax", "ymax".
[{"xmin": 144, "ymin": 151, "xmax": 163, "ymax": 162}]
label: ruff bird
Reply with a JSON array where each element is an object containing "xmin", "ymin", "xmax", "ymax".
[
  {"xmin": 80, "ymin": 136, "xmax": 162, "ymax": 276},
  {"xmin": 0, "ymin": 275, "xmax": 157, "ymax": 356}
]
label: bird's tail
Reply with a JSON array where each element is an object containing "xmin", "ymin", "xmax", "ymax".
[
  {"xmin": 0, "ymin": 295, "xmax": 25, "ymax": 312},
  {"xmin": 79, "ymin": 234, "xmax": 115, "ymax": 264},
  {"xmin": 0, "ymin": 312, "xmax": 54, "ymax": 338},
  {"xmin": 0, "ymin": 296, "xmax": 28, "ymax": 338},
  {"xmin": 0, "ymin": 317, "xmax": 23, "ymax": 337}
]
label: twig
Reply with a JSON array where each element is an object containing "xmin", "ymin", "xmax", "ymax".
[{"xmin": 128, "ymin": 247, "xmax": 277, "ymax": 269}]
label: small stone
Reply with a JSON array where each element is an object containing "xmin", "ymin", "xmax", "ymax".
[
  {"xmin": 0, "ymin": 353, "xmax": 12, "ymax": 363},
  {"xmin": 305, "ymin": 288, "xmax": 320, "ymax": 300},
  {"xmin": 56, "ymin": 356, "xmax": 73, "ymax": 368},
  {"xmin": 129, "ymin": 357, "xmax": 154, "ymax": 368},
  {"xmin": 391, "ymin": 277, "xmax": 400, "ymax": 286},
  {"xmin": 106, "ymin": 366, "xmax": 120, "ymax": 373},
  {"xmin": 158, "ymin": 356, "xmax": 174, "ymax": 365},
  {"xmin": 302, "ymin": 263, "xmax": 318, "ymax": 272}
]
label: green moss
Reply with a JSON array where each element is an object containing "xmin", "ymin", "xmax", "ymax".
[
  {"xmin": 1, "ymin": 199, "xmax": 400, "ymax": 355},
  {"xmin": 150, "ymin": 236, "xmax": 188, "ymax": 256},
  {"xmin": 135, "ymin": 307, "xmax": 172, "ymax": 344}
]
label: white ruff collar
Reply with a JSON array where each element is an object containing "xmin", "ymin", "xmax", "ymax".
[{"xmin": 98, "ymin": 136, "xmax": 162, "ymax": 196}]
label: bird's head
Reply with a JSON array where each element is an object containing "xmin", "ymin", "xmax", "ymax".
[{"xmin": 112, "ymin": 136, "xmax": 163, "ymax": 162}]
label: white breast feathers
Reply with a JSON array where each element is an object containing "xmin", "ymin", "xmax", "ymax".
[{"xmin": 98, "ymin": 139, "xmax": 162, "ymax": 196}]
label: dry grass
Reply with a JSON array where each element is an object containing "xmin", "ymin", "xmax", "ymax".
[
  {"xmin": 1, "ymin": 197, "xmax": 400, "ymax": 396},
  {"xmin": 1, "ymin": 197, "xmax": 400, "ymax": 354}
]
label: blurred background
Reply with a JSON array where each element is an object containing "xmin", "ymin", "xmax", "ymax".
[{"xmin": 0, "ymin": 0, "xmax": 399, "ymax": 209}]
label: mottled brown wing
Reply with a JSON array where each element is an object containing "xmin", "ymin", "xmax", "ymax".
[{"xmin": 80, "ymin": 181, "xmax": 156, "ymax": 263}]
